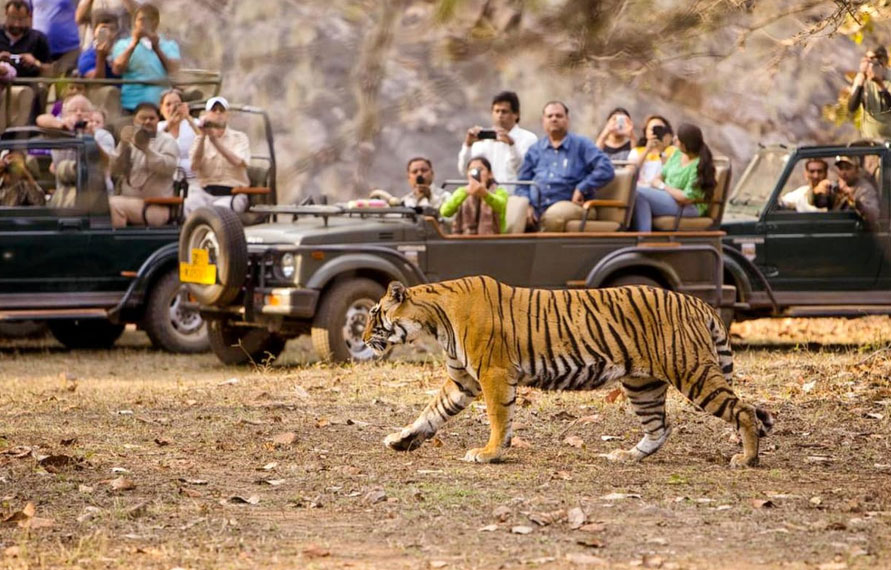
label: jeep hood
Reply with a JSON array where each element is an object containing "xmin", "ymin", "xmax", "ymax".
[{"xmin": 244, "ymin": 216, "xmax": 412, "ymax": 246}]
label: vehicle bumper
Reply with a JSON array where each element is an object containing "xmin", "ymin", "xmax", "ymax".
[{"xmin": 253, "ymin": 288, "xmax": 319, "ymax": 318}]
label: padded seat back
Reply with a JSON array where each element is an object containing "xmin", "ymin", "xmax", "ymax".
[{"xmin": 565, "ymin": 165, "xmax": 636, "ymax": 233}]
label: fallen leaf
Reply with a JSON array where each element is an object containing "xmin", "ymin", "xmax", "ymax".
[
  {"xmin": 579, "ymin": 523, "xmax": 606, "ymax": 533},
  {"xmin": 751, "ymin": 499, "xmax": 776, "ymax": 509},
  {"xmin": 802, "ymin": 380, "xmax": 817, "ymax": 393},
  {"xmin": 364, "ymin": 489, "xmax": 387, "ymax": 505},
  {"xmin": 643, "ymin": 554, "xmax": 665, "ymax": 568},
  {"xmin": 315, "ymin": 418, "xmax": 330, "ymax": 428},
  {"xmin": 579, "ymin": 414, "xmax": 600, "ymax": 424},
  {"xmin": 511, "ymin": 525, "xmax": 534, "ymax": 535},
  {"xmin": 109, "ymin": 477, "xmax": 136, "ymax": 491},
  {"xmin": 605, "ymin": 388, "xmax": 625, "ymax": 404},
  {"xmin": 38, "ymin": 454, "xmax": 79, "ymax": 472},
  {"xmin": 865, "ymin": 412, "xmax": 884, "ymax": 420},
  {"xmin": 271, "ymin": 432, "xmax": 297, "ymax": 446},
  {"xmin": 1, "ymin": 446, "xmax": 32, "ymax": 458},
  {"xmin": 154, "ymin": 438, "xmax": 170, "ymax": 447},
  {"xmin": 576, "ymin": 537, "xmax": 605, "ymax": 548},
  {"xmin": 178, "ymin": 478, "xmax": 208, "ymax": 486},
  {"xmin": 78, "ymin": 484, "xmax": 94, "ymax": 494},
  {"xmin": 430, "ymin": 437, "xmax": 444, "ymax": 448},
  {"xmin": 346, "ymin": 418, "xmax": 369, "ymax": 427},
  {"xmin": 179, "ymin": 487, "xmax": 202, "ymax": 498},
  {"xmin": 493, "ymin": 505, "xmax": 512, "ymax": 522},
  {"xmin": 302, "ymin": 545, "xmax": 330, "ymax": 559},
  {"xmin": 600, "ymin": 435, "xmax": 621, "ymax": 441},
  {"xmin": 563, "ymin": 435, "xmax": 585, "ymax": 448},
  {"xmin": 510, "ymin": 436, "xmax": 532, "ymax": 449},
  {"xmin": 810, "ymin": 496, "xmax": 823, "ymax": 506},
  {"xmin": 59, "ymin": 436, "xmax": 78, "ymax": 446},
  {"xmin": 228, "ymin": 495, "xmax": 260, "ymax": 505},
  {"xmin": 20, "ymin": 516, "xmax": 54, "ymax": 529},
  {"xmin": 567, "ymin": 507, "xmax": 587, "ymax": 529},
  {"xmin": 817, "ymin": 563, "xmax": 848, "ymax": 570},
  {"xmin": 478, "ymin": 524, "xmax": 498, "ymax": 532},
  {"xmin": 259, "ymin": 462, "xmax": 278, "ymax": 471},
  {"xmin": 257, "ymin": 479, "xmax": 286, "ymax": 486},
  {"xmin": 218, "ymin": 377, "xmax": 239, "ymax": 386},
  {"xmin": 528, "ymin": 509, "xmax": 565, "ymax": 526},
  {"xmin": 429, "ymin": 561, "xmax": 448, "ymax": 569},
  {"xmin": 2, "ymin": 502, "xmax": 35, "ymax": 525},
  {"xmin": 599, "ymin": 493, "xmax": 641, "ymax": 501},
  {"xmin": 566, "ymin": 552, "xmax": 607, "ymax": 565},
  {"xmin": 111, "ymin": 467, "xmax": 130, "ymax": 473}
]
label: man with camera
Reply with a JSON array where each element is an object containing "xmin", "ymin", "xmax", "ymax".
[
  {"xmin": 185, "ymin": 96, "xmax": 252, "ymax": 215},
  {"xmin": 0, "ymin": 0, "xmax": 52, "ymax": 128},
  {"xmin": 848, "ymin": 46, "xmax": 891, "ymax": 141},
  {"xmin": 370, "ymin": 157, "xmax": 450, "ymax": 211},
  {"xmin": 109, "ymin": 101, "xmax": 178, "ymax": 227},
  {"xmin": 457, "ymin": 91, "xmax": 537, "ymax": 190},
  {"xmin": 813, "ymin": 155, "xmax": 880, "ymax": 230},
  {"xmin": 516, "ymin": 101, "xmax": 614, "ymax": 232}
]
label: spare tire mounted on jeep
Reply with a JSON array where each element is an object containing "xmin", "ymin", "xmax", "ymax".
[{"xmin": 179, "ymin": 207, "xmax": 248, "ymax": 307}]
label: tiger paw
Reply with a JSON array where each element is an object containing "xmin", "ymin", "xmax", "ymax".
[
  {"xmin": 730, "ymin": 453, "xmax": 759, "ymax": 468},
  {"xmin": 462, "ymin": 447, "xmax": 503, "ymax": 463},
  {"xmin": 605, "ymin": 449, "xmax": 643, "ymax": 463},
  {"xmin": 383, "ymin": 429, "xmax": 424, "ymax": 452}
]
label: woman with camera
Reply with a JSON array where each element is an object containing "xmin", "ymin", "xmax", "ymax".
[
  {"xmin": 848, "ymin": 46, "xmax": 891, "ymax": 141},
  {"xmin": 627, "ymin": 115, "xmax": 677, "ymax": 188},
  {"xmin": 630, "ymin": 123, "xmax": 716, "ymax": 232},
  {"xmin": 595, "ymin": 107, "xmax": 634, "ymax": 160},
  {"xmin": 439, "ymin": 156, "xmax": 508, "ymax": 235},
  {"xmin": 158, "ymin": 88, "xmax": 198, "ymax": 193}
]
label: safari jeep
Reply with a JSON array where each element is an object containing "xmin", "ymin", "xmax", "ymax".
[
  {"xmin": 0, "ymin": 103, "xmax": 276, "ymax": 351},
  {"xmin": 179, "ymin": 162, "xmax": 736, "ymax": 365},
  {"xmin": 721, "ymin": 142, "xmax": 891, "ymax": 322}
]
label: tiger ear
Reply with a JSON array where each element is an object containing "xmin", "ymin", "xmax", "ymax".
[{"xmin": 387, "ymin": 281, "xmax": 408, "ymax": 303}]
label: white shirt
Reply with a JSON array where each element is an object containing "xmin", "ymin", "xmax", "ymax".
[
  {"xmin": 779, "ymin": 184, "xmax": 826, "ymax": 213},
  {"xmin": 399, "ymin": 184, "xmax": 449, "ymax": 210},
  {"xmin": 457, "ymin": 124, "xmax": 537, "ymax": 190},
  {"xmin": 159, "ymin": 119, "xmax": 197, "ymax": 177}
]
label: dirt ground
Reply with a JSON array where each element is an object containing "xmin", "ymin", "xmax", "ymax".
[{"xmin": 1, "ymin": 317, "xmax": 890, "ymax": 569}]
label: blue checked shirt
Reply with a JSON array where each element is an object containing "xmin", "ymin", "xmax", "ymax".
[{"xmin": 516, "ymin": 133, "xmax": 615, "ymax": 216}]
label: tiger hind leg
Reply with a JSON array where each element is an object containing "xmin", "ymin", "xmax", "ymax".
[
  {"xmin": 606, "ymin": 380, "xmax": 671, "ymax": 464},
  {"xmin": 683, "ymin": 363, "xmax": 773, "ymax": 468}
]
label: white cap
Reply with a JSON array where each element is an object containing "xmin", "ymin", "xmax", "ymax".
[{"xmin": 205, "ymin": 96, "xmax": 229, "ymax": 111}]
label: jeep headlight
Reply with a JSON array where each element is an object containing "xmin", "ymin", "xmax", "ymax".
[{"xmin": 280, "ymin": 253, "xmax": 296, "ymax": 280}]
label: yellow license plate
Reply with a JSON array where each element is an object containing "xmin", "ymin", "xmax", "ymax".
[{"xmin": 179, "ymin": 248, "xmax": 217, "ymax": 285}]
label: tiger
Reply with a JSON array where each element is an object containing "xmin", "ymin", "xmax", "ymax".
[{"xmin": 363, "ymin": 275, "xmax": 774, "ymax": 468}]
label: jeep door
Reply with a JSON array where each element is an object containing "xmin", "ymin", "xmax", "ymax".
[{"xmin": 761, "ymin": 153, "xmax": 884, "ymax": 291}]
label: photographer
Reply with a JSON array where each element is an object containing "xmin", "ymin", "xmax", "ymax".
[
  {"xmin": 813, "ymin": 155, "xmax": 880, "ymax": 230},
  {"xmin": 457, "ymin": 91, "xmax": 537, "ymax": 191},
  {"xmin": 0, "ymin": 0, "xmax": 53, "ymax": 77},
  {"xmin": 627, "ymin": 115, "xmax": 677, "ymax": 188},
  {"xmin": 186, "ymin": 96, "xmax": 251, "ymax": 215},
  {"xmin": 848, "ymin": 47, "xmax": 891, "ymax": 141},
  {"xmin": 0, "ymin": 150, "xmax": 44, "ymax": 207},
  {"xmin": 108, "ymin": 101, "xmax": 178, "ymax": 227},
  {"xmin": 77, "ymin": 9, "xmax": 120, "ymax": 79},
  {"xmin": 369, "ymin": 157, "xmax": 449, "ymax": 211},
  {"xmin": 440, "ymin": 156, "xmax": 507, "ymax": 235},
  {"xmin": 595, "ymin": 107, "xmax": 634, "ymax": 160}
]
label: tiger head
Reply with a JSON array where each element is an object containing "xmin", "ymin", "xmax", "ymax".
[{"xmin": 362, "ymin": 282, "xmax": 425, "ymax": 355}]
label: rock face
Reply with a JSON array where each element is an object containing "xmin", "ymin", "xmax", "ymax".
[{"xmin": 160, "ymin": 0, "xmax": 883, "ymax": 203}]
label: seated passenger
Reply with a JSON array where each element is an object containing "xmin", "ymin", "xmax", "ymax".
[
  {"xmin": 627, "ymin": 115, "xmax": 677, "ymax": 188},
  {"xmin": 370, "ymin": 157, "xmax": 450, "ymax": 210},
  {"xmin": 0, "ymin": 150, "xmax": 44, "ymax": 207},
  {"xmin": 158, "ymin": 88, "xmax": 198, "ymax": 193},
  {"xmin": 813, "ymin": 155, "xmax": 880, "ymax": 230},
  {"xmin": 77, "ymin": 9, "xmax": 121, "ymax": 80},
  {"xmin": 595, "ymin": 107, "xmax": 634, "ymax": 160},
  {"xmin": 0, "ymin": 0, "xmax": 52, "ymax": 127},
  {"xmin": 440, "ymin": 156, "xmax": 507, "ymax": 235},
  {"xmin": 110, "ymin": 3, "xmax": 180, "ymax": 113},
  {"xmin": 516, "ymin": 101, "xmax": 614, "ymax": 232},
  {"xmin": 185, "ymin": 96, "xmax": 252, "ymax": 215},
  {"xmin": 108, "ymin": 102, "xmax": 177, "ymax": 227},
  {"xmin": 779, "ymin": 158, "xmax": 828, "ymax": 212},
  {"xmin": 630, "ymin": 123, "xmax": 716, "ymax": 232}
]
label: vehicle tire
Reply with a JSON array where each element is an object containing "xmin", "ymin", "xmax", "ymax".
[
  {"xmin": 207, "ymin": 319, "xmax": 286, "ymax": 366},
  {"xmin": 179, "ymin": 206, "xmax": 247, "ymax": 307},
  {"xmin": 143, "ymin": 269, "xmax": 209, "ymax": 353},
  {"xmin": 311, "ymin": 278, "xmax": 385, "ymax": 363},
  {"xmin": 602, "ymin": 274, "xmax": 663, "ymax": 289},
  {"xmin": 0, "ymin": 320, "xmax": 48, "ymax": 339},
  {"xmin": 48, "ymin": 319, "xmax": 125, "ymax": 349}
]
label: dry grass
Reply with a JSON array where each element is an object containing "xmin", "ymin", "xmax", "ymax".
[{"xmin": 1, "ymin": 318, "xmax": 890, "ymax": 569}]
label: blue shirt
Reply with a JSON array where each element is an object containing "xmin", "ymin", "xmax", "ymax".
[
  {"xmin": 32, "ymin": 0, "xmax": 80, "ymax": 57},
  {"xmin": 77, "ymin": 47, "xmax": 120, "ymax": 80},
  {"xmin": 111, "ymin": 36, "xmax": 181, "ymax": 110},
  {"xmin": 516, "ymin": 132, "xmax": 615, "ymax": 216}
]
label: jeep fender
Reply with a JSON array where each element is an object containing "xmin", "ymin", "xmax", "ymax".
[
  {"xmin": 305, "ymin": 252, "xmax": 424, "ymax": 292},
  {"xmin": 585, "ymin": 251, "xmax": 682, "ymax": 290},
  {"xmin": 110, "ymin": 242, "xmax": 179, "ymax": 317}
]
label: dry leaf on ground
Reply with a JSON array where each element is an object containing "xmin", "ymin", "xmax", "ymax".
[
  {"xmin": 511, "ymin": 525, "xmax": 534, "ymax": 535},
  {"xmin": 563, "ymin": 435, "xmax": 584, "ymax": 448},
  {"xmin": 567, "ymin": 507, "xmax": 587, "ymax": 529},
  {"xmin": 566, "ymin": 552, "xmax": 607, "ymax": 566},
  {"xmin": 271, "ymin": 432, "xmax": 297, "ymax": 446},
  {"xmin": 302, "ymin": 545, "xmax": 330, "ymax": 558},
  {"xmin": 109, "ymin": 477, "xmax": 136, "ymax": 491}
]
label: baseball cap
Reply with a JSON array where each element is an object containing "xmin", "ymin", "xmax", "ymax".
[
  {"xmin": 834, "ymin": 155, "xmax": 858, "ymax": 166},
  {"xmin": 204, "ymin": 96, "xmax": 229, "ymax": 111}
]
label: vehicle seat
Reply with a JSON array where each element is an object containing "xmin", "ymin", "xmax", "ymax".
[
  {"xmin": 504, "ymin": 195, "xmax": 528, "ymax": 234},
  {"xmin": 652, "ymin": 159, "xmax": 731, "ymax": 231},
  {"xmin": 565, "ymin": 164, "xmax": 636, "ymax": 232},
  {"xmin": 0, "ymin": 86, "xmax": 36, "ymax": 131}
]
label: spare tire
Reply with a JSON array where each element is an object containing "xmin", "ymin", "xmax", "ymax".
[{"xmin": 179, "ymin": 206, "xmax": 247, "ymax": 307}]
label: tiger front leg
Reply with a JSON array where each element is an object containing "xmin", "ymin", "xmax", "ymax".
[
  {"xmin": 385, "ymin": 372, "xmax": 479, "ymax": 452},
  {"xmin": 463, "ymin": 371, "xmax": 516, "ymax": 464}
]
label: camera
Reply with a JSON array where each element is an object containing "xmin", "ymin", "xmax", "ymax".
[
  {"xmin": 651, "ymin": 125, "xmax": 670, "ymax": 139},
  {"xmin": 8, "ymin": 54, "xmax": 22, "ymax": 64},
  {"xmin": 615, "ymin": 115, "xmax": 627, "ymax": 130},
  {"xmin": 73, "ymin": 120, "xmax": 88, "ymax": 131},
  {"xmin": 415, "ymin": 174, "xmax": 425, "ymax": 185},
  {"xmin": 477, "ymin": 129, "xmax": 497, "ymax": 140},
  {"xmin": 469, "ymin": 168, "xmax": 481, "ymax": 182}
]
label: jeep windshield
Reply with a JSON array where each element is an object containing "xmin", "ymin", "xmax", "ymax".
[{"xmin": 724, "ymin": 147, "xmax": 792, "ymax": 221}]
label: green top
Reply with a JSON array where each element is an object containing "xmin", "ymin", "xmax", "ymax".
[
  {"xmin": 662, "ymin": 150, "xmax": 707, "ymax": 215},
  {"xmin": 440, "ymin": 185, "xmax": 509, "ymax": 233}
]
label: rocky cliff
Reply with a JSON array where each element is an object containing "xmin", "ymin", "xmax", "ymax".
[{"xmin": 161, "ymin": 0, "xmax": 889, "ymax": 203}]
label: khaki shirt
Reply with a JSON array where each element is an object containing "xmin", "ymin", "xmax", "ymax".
[
  {"xmin": 189, "ymin": 128, "xmax": 251, "ymax": 188},
  {"xmin": 112, "ymin": 131, "xmax": 179, "ymax": 199}
]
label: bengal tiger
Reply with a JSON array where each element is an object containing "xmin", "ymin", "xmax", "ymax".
[{"xmin": 363, "ymin": 276, "xmax": 774, "ymax": 468}]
